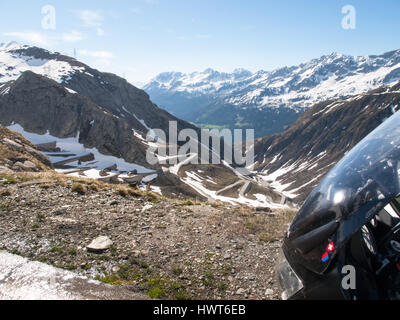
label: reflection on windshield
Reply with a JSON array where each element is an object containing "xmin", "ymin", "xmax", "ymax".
[
  {"xmin": 284, "ymin": 111, "xmax": 400, "ymax": 275},
  {"xmin": 290, "ymin": 111, "xmax": 400, "ymax": 239}
]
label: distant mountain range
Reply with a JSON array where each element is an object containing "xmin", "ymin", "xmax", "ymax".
[{"xmin": 144, "ymin": 49, "xmax": 400, "ymax": 137}]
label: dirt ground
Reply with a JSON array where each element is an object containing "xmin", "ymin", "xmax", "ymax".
[{"xmin": 0, "ymin": 171, "xmax": 297, "ymax": 300}]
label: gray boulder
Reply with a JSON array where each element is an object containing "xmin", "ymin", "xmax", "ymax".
[{"xmin": 86, "ymin": 236, "xmax": 113, "ymax": 253}]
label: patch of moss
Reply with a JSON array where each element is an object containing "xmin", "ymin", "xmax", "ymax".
[
  {"xmin": 3, "ymin": 176, "xmax": 17, "ymax": 185},
  {"xmin": 182, "ymin": 200, "xmax": 194, "ymax": 206},
  {"xmin": 64, "ymin": 265, "xmax": 77, "ymax": 271},
  {"xmin": 147, "ymin": 287, "xmax": 167, "ymax": 299},
  {"xmin": 95, "ymin": 274, "xmax": 124, "ymax": 285},
  {"xmin": 172, "ymin": 267, "xmax": 183, "ymax": 276},
  {"xmin": 50, "ymin": 246, "xmax": 63, "ymax": 254}
]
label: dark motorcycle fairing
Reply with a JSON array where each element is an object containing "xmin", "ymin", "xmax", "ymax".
[{"xmin": 284, "ymin": 110, "xmax": 400, "ymax": 275}]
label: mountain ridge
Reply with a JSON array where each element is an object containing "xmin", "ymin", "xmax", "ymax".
[
  {"xmin": 253, "ymin": 81, "xmax": 400, "ymax": 203},
  {"xmin": 144, "ymin": 48, "xmax": 400, "ymax": 137},
  {"xmin": 0, "ymin": 41, "xmax": 198, "ymax": 137}
]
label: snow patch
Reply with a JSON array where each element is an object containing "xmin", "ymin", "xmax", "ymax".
[{"xmin": 7, "ymin": 123, "xmax": 152, "ymax": 174}]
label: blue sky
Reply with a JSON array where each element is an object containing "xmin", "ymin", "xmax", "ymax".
[{"xmin": 1, "ymin": 0, "xmax": 399, "ymax": 85}]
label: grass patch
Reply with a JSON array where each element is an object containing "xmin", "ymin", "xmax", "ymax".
[
  {"xmin": 71, "ymin": 183, "xmax": 87, "ymax": 195},
  {"xmin": 88, "ymin": 182, "xmax": 101, "ymax": 192},
  {"xmin": 205, "ymin": 201, "xmax": 223, "ymax": 208},
  {"xmin": 94, "ymin": 259, "xmax": 192, "ymax": 300},
  {"xmin": 64, "ymin": 265, "xmax": 78, "ymax": 271},
  {"xmin": 116, "ymin": 186, "xmax": 155, "ymax": 199},
  {"xmin": 146, "ymin": 278, "xmax": 190, "ymax": 300},
  {"xmin": 81, "ymin": 264, "xmax": 92, "ymax": 271},
  {"xmin": 95, "ymin": 274, "xmax": 124, "ymax": 285},
  {"xmin": 258, "ymin": 232, "xmax": 277, "ymax": 243},
  {"xmin": 278, "ymin": 208, "xmax": 298, "ymax": 225},
  {"xmin": 0, "ymin": 189, "xmax": 11, "ymax": 197},
  {"xmin": 145, "ymin": 191, "xmax": 160, "ymax": 202},
  {"xmin": 181, "ymin": 200, "xmax": 194, "ymax": 206},
  {"xmin": 116, "ymin": 186, "xmax": 130, "ymax": 197},
  {"xmin": 218, "ymin": 282, "xmax": 228, "ymax": 292},
  {"xmin": 36, "ymin": 213, "xmax": 46, "ymax": 222},
  {"xmin": 172, "ymin": 267, "xmax": 183, "ymax": 276},
  {"xmin": 222, "ymin": 264, "xmax": 232, "ymax": 275},
  {"xmin": 147, "ymin": 287, "xmax": 167, "ymax": 299},
  {"xmin": 202, "ymin": 271, "xmax": 215, "ymax": 287},
  {"xmin": 50, "ymin": 246, "xmax": 63, "ymax": 254},
  {"xmin": 3, "ymin": 176, "xmax": 17, "ymax": 185}
]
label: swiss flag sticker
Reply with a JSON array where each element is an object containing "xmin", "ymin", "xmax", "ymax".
[{"xmin": 327, "ymin": 242, "xmax": 335, "ymax": 252}]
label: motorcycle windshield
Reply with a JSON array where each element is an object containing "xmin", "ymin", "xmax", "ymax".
[{"xmin": 285, "ymin": 111, "xmax": 400, "ymax": 274}]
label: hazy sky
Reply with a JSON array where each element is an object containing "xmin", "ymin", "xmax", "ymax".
[{"xmin": 1, "ymin": 0, "xmax": 399, "ymax": 86}]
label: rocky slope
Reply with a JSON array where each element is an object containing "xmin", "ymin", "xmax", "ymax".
[
  {"xmin": 0, "ymin": 169, "xmax": 296, "ymax": 300},
  {"xmin": 145, "ymin": 49, "xmax": 400, "ymax": 137},
  {"xmin": 0, "ymin": 125, "xmax": 52, "ymax": 172},
  {"xmin": 0, "ymin": 42, "xmax": 196, "ymax": 135},
  {"xmin": 0, "ymin": 42, "xmax": 198, "ymax": 169},
  {"xmin": 0, "ymin": 71, "xmax": 154, "ymax": 168},
  {"xmin": 253, "ymin": 82, "xmax": 400, "ymax": 204}
]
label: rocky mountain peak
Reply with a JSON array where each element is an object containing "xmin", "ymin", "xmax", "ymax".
[{"xmin": 144, "ymin": 47, "xmax": 400, "ymax": 137}]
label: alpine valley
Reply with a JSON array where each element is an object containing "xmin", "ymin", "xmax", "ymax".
[
  {"xmin": 144, "ymin": 49, "xmax": 400, "ymax": 137},
  {"xmin": 1, "ymin": 41, "xmax": 400, "ymax": 300},
  {"xmin": 0, "ymin": 42, "xmax": 288, "ymax": 208},
  {"xmin": 1, "ymin": 42, "xmax": 400, "ymax": 209}
]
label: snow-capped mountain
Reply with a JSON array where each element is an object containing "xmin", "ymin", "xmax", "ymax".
[
  {"xmin": 144, "ymin": 49, "xmax": 400, "ymax": 137},
  {"xmin": 0, "ymin": 41, "xmax": 196, "ymax": 135},
  {"xmin": 0, "ymin": 41, "xmax": 201, "ymax": 173},
  {"xmin": 0, "ymin": 41, "xmax": 84, "ymax": 83}
]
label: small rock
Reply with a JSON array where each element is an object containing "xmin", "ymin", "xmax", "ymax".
[
  {"xmin": 86, "ymin": 236, "xmax": 113, "ymax": 253},
  {"xmin": 0, "ymin": 166, "xmax": 11, "ymax": 172},
  {"xmin": 12, "ymin": 160, "xmax": 37, "ymax": 172},
  {"xmin": 2, "ymin": 138, "xmax": 23, "ymax": 151},
  {"xmin": 112, "ymin": 266, "xmax": 120, "ymax": 273},
  {"xmin": 265, "ymin": 289, "xmax": 274, "ymax": 296},
  {"xmin": 23, "ymin": 160, "xmax": 37, "ymax": 170},
  {"xmin": 255, "ymin": 207, "xmax": 272, "ymax": 213},
  {"xmin": 53, "ymin": 208, "xmax": 67, "ymax": 216},
  {"xmin": 141, "ymin": 204, "xmax": 153, "ymax": 212},
  {"xmin": 236, "ymin": 288, "xmax": 245, "ymax": 295}
]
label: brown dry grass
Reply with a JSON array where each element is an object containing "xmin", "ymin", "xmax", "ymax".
[
  {"xmin": 0, "ymin": 127, "xmax": 51, "ymax": 171},
  {"xmin": 242, "ymin": 208, "xmax": 298, "ymax": 243}
]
